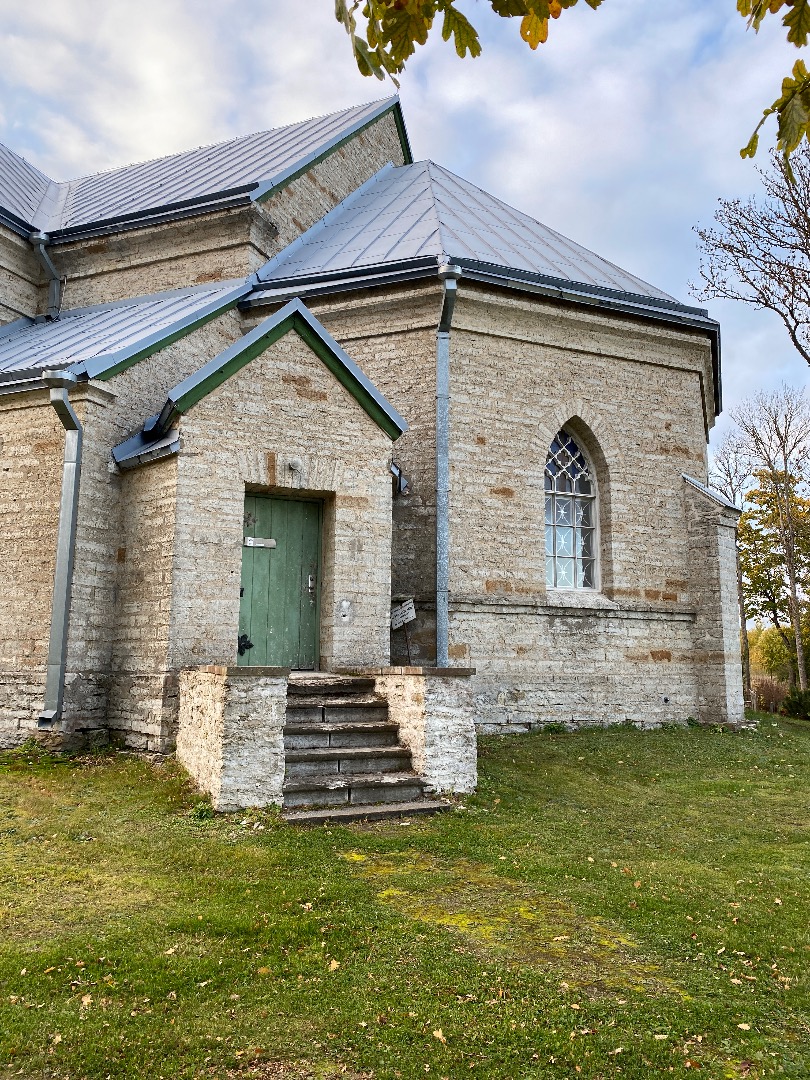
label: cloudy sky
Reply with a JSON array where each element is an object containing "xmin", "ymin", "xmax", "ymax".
[{"xmin": 1, "ymin": 0, "xmax": 807, "ymax": 440}]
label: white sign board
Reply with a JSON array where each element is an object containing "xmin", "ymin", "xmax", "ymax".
[{"xmin": 390, "ymin": 598, "xmax": 416, "ymax": 630}]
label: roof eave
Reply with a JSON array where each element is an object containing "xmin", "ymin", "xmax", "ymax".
[{"xmin": 247, "ymin": 256, "xmax": 723, "ymax": 416}]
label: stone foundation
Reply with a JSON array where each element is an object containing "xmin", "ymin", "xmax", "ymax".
[{"xmin": 176, "ymin": 666, "xmax": 288, "ymax": 811}]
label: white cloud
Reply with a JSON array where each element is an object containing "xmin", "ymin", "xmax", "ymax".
[{"xmin": 0, "ymin": 0, "xmax": 806, "ymax": 427}]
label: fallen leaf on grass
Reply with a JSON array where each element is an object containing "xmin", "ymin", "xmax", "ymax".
[
  {"xmin": 257, "ymin": 967, "xmax": 270, "ymax": 976},
  {"xmin": 433, "ymin": 1029, "xmax": 446, "ymax": 1044},
  {"xmin": 80, "ymin": 994, "xmax": 92, "ymax": 1008},
  {"xmin": 329, "ymin": 959, "xmax": 340, "ymax": 972},
  {"xmin": 738, "ymin": 1023, "xmax": 751, "ymax": 1031}
]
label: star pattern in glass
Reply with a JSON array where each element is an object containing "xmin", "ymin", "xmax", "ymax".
[{"xmin": 544, "ymin": 429, "xmax": 596, "ymax": 589}]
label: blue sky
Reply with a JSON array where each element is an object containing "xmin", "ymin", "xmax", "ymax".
[{"xmin": 0, "ymin": 0, "xmax": 807, "ymax": 440}]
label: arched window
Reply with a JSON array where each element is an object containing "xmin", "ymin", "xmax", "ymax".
[{"xmin": 544, "ymin": 429, "xmax": 597, "ymax": 589}]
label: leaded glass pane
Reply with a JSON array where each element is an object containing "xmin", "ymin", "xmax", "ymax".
[
  {"xmin": 544, "ymin": 428, "xmax": 597, "ymax": 590},
  {"xmin": 577, "ymin": 560, "xmax": 595, "ymax": 588},
  {"xmin": 554, "ymin": 497, "xmax": 573, "ymax": 526},
  {"xmin": 575, "ymin": 500, "xmax": 593, "ymax": 527},
  {"xmin": 576, "ymin": 529, "xmax": 594, "ymax": 559},
  {"xmin": 555, "ymin": 527, "xmax": 573, "ymax": 557},
  {"xmin": 556, "ymin": 558, "xmax": 575, "ymax": 588}
]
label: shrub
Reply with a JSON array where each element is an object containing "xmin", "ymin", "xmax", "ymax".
[
  {"xmin": 752, "ymin": 677, "xmax": 789, "ymax": 713},
  {"xmin": 780, "ymin": 688, "xmax": 810, "ymax": 720}
]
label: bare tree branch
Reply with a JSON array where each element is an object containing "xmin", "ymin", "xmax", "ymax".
[{"xmin": 693, "ymin": 147, "xmax": 810, "ymax": 367}]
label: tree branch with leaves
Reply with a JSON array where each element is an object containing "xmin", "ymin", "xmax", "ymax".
[{"xmin": 336, "ymin": 1, "xmax": 810, "ymax": 162}]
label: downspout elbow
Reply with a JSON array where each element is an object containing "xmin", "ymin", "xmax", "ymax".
[
  {"xmin": 39, "ymin": 370, "xmax": 83, "ymax": 729},
  {"xmin": 29, "ymin": 231, "xmax": 65, "ymax": 321}
]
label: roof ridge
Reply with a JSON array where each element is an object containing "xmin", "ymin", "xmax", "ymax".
[{"xmin": 56, "ymin": 97, "xmax": 399, "ymax": 185}]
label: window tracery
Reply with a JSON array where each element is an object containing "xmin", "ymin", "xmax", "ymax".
[{"xmin": 544, "ymin": 429, "xmax": 597, "ymax": 589}]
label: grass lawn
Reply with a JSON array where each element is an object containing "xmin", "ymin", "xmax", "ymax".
[{"xmin": 1, "ymin": 716, "xmax": 809, "ymax": 1080}]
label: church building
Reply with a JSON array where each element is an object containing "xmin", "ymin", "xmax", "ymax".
[{"xmin": 0, "ymin": 97, "xmax": 743, "ymax": 816}]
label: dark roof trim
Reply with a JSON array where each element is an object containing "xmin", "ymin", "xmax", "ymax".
[
  {"xmin": 47, "ymin": 188, "xmax": 257, "ymax": 245},
  {"xmin": 246, "ymin": 255, "xmax": 723, "ymax": 415},
  {"xmin": 251, "ymin": 98, "xmax": 412, "ymax": 204},
  {"xmin": 73, "ymin": 281, "xmax": 250, "ymax": 381},
  {"xmin": 112, "ymin": 298, "xmax": 406, "ymax": 468}
]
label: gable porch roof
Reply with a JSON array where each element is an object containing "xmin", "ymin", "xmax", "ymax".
[{"xmin": 112, "ymin": 298, "xmax": 406, "ymax": 469}]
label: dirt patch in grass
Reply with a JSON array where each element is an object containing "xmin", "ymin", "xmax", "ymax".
[{"xmin": 343, "ymin": 850, "xmax": 680, "ymax": 997}]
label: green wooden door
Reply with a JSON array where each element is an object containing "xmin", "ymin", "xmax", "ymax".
[{"xmin": 238, "ymin": 495, "xmax": 321, "ymax": 669}]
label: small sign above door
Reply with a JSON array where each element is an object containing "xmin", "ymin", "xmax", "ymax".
[
  {"xmin": 391, "ymin": 598, "xmax": 416, "ymax": 630},
  {"xmin": 244, "ymin": 536, "xmax": 277, "ymax": 548}
]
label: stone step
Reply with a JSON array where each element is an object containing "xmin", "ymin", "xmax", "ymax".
[
  {"xmin": 284, "ymin": 722, "xmax": 400, "ymax": 750},
  {"xmin": 284, "ymin": 746, "xmax": 412, "ymax": 779},
  {"xmin": 287, "ymin": 675, "xmax": 376, "ymax": 698},
  {"xmin": 283, "ymin": 771, "xmax": 427, "ymax": 809},
  {"xmin": 283, "ymin": 799, "xmax": 452, "ymax": 826},
  {"xmin": 285, "ymin": 700, "xmax": 387, "ymax": 718}
]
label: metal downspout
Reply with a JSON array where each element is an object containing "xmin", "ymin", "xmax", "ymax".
[
  {"xmin": 28, "ymin": 231, "xmax": 64, "ymax": 320},
  {"xmin": 39, "ymin": 371, "xmax": 83, "ymax": 729},
  {"xmin": 435, "ymin": 264, "xmax": 461, "ymax": 668}
]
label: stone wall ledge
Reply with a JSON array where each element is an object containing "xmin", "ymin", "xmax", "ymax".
[
  {"xmin": 191, "ymin": 665, "xmax": 292, "ymax": 677},
  {"xmin": 451, "ymin": 598, "xmax": 697, "ymax": 621},
  {"xmin": 334, "ymin": 666, "xmax": 476, "ymax": 678}
]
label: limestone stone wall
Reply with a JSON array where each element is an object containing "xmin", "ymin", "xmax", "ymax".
[
  {"xmin": 684, "ymin": 480, "xmax": 745, "ymax": 725},
  {"xmin": 372, "ymin": 668, "xmax": 477, "ymax": 793},
  {"xmin": 0, "ymin": 226, "xmax": 40, "ymax": 323},
  {"xmin": 270, "ymin": 278, "xmax": 741, "ymax": 728},
  {"xmin": 281, "ymin": 283, "xmax": 443, "ymax": 657},
  {"xmin": 105, "ymin": 454, "xmax": 179, "ymax": 749},
  {"xmin": 47, "ymin": 210, "xmax": 273, "ymax": 310},
  {"xmin": 38, "ymin": 109, "xmax": 407, "ymax": 310},
  {"xmin": 60, "ymin": 312, "xmax": 245, "ymax": 744},
  {"xmin": 170, "ymin": 330, "xmax": 394, "ymax": 678},
  {"xmin": 0, "ymin": 388, "xmax": 66, "ymax": 746},
  {"xmin": 0, "ymin": 312, "xmax": 244, "ymax": 745},
  {"xmin": 176, "ymin": 666, "xmax": 287, "ymax": 811}
]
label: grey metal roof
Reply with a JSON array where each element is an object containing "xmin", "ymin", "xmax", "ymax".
[
  {"xmin": 0, "ymin": 143, "xmax": 53, "ymax": 230},
  {"xmin": 0, "ymin": 98, "xmax": 408, "ymax": 241},
  {"xmin": 256, "ymin": 160, "xmax": 676, "ymax": 302},
  {"xmin": 0, "ymin": 280, "xmax": 248, "ymax": 386}
]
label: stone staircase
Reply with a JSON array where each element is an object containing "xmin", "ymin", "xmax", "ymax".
[{"xmin": 282, "ymin": 673, "xmax": 450, "ymax": 825}]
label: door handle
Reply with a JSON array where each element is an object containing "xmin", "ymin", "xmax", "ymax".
[{"xmin": 307, "ymin": 574, "xmax": 316, "ymax": 592}]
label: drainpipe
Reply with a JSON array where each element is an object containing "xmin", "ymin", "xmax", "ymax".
[
  {"xmin": 435, "ymin": 263, "xmax": 461, "ymax": 668},
  {"xmin": 29, "ymin": 231, "xmax": 64, "ymax": 320},
  {"xmin": 38, "ymin": 371, "xmax": 83, "ymax": 729}
]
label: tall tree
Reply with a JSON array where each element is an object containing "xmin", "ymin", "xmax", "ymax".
[
  {"xmin": 710, "ymin": 432, "xmax": 754, "ymax": 699},
  {"xmin": 738, "ymin": 472, "xmax": 810, "ymax": 685},
  {"xmin": 336, "ymin": 1, "xmax": 810, "ymax": 162},
  {"xmin": 732, "ymin": 386, "xmax": 810, "ymax": 689},
  {"xmin": 694, "ymin": 144, "xmax": 810, "ymax": 370}
]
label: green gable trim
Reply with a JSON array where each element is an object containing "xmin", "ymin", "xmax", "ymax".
[
  {"xmin": 156, "ymin": 298, "xmax": 407, "ymax": 441},
  {"xmin": 251, "ymin": 99, "xmax": 412, "ymax": 206},
  {"xmin": 73, "ymin": 283, "xmax": 251, "ymax": 382}
]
